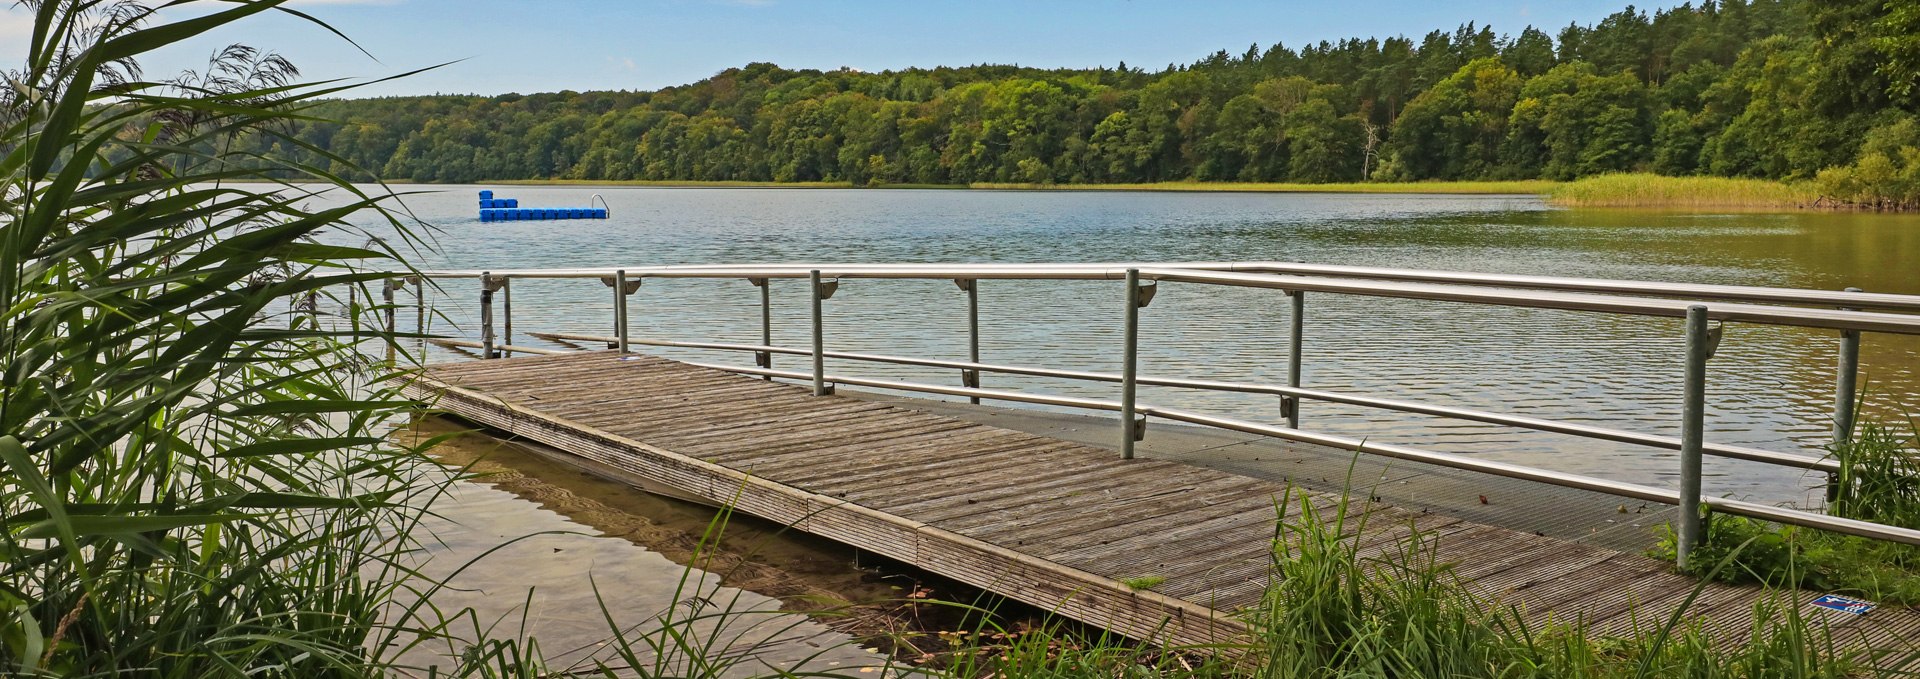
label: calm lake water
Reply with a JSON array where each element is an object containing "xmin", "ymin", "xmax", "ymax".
[{"xmin": 334, "ymin": 186, "xmax": 1920, "ymax": 505}]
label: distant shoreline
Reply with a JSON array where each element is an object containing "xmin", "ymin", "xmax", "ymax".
[
  {"xmin": 484, "ymin": 174, "xmax": 1834, "ymax": 211},
  {"xmin": 492, "ymin": 178, "xmax": 1554, "ymax": 195}
]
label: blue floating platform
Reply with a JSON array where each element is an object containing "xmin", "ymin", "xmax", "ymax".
[{"xmin": 478, "ymin": 192, "xmax": 605, "ymax": 221}]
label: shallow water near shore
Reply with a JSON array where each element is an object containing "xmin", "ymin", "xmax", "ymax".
[{"xmin": 333, "ymin": 187, "xmax": 1920, "ymax": 504}]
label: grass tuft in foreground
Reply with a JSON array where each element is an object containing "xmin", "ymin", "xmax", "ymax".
[{"xmin": 1656, "ymin": 415, "xmax": 1920, "ymax": 605}]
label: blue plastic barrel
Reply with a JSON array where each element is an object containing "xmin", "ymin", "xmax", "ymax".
[
  {"xmin": 479, "ymin": 190, "xmax": 493, "ymax": 199},
  {"xmin": 596, "ymin": 209, "xmax": 608, "ymax": 219},
  {"xmin": 479, "ymin": 210, "xmax": 491, "ymax": 222},
  {"xmin": 570, "ymin": 208, "xmax": 584, "ymax": 219},
  {"xmin": 506, "ymin": 199, "xmax": 519, "ymax": 208}
]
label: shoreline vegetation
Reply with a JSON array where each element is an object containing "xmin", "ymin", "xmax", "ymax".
[{"xmin": 492, "ymin": 174, "xmax": 1837, "ymax": 211}]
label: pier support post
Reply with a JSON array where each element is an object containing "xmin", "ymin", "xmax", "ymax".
[
  {"xmin": 1829, "ymin": 287, "xmax": 1863, "ymax": 501},
  {"xmin": 1121, "ymin": 269, "xmax": 1143, "ymax": 460},
  {"xmin": 957, "ymin": 279, "xmax": 981, "ymax": 403},
  {"xmin": 1285, "ymin": 290, "xmax": 1305, "ymax": 429},
  {"xmin": 480, "ymin": 272, "xmax": 497, "ymax": 360},
  {"xmin": 1677, "ymin": 305, "xmax": 1719, "ymax": 569},
  {"xmin": 810, "ymin": 270, "xmax": 836, "ymax": 396},
  {"xmin": 751, "ymin": 278, "xmax": 772, "ymax": 380}
]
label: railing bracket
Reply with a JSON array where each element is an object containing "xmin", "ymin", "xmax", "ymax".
[
  {"xmin": 481, "ymin": 274, "xmax": 509, "ymax": 293},
  {"xmin": 748, "ymin": 277, "xmax": 768, "ymax": 287},
  {"xmin": 815, "ymin": 278, "xmax": 840, "ymax": 300},
  {"xmin": 1135, "ymin": 281, "xmax": 1158, "ymax": 308},
  {"xmin": 954, "ymin": 278, "xmax": 975, "ymax": 292},
  {"xmin": 601, "ymin": 275, "xmax": 642, "ymax": 295},
  {"xmin": 1130, "ymin": 414, "xmax": 1148, "ymax": 442}
]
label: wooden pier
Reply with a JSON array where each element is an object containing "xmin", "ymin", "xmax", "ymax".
[{"xmin": 402, "ymin": 350, "xmax": 1920, "ymax": 654}]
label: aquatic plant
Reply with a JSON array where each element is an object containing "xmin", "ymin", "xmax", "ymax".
[
  {"xmin": 0, "ymin": 1, "xmax": 442, "ymax": 675},
  {"xmin": 1546, "ymin": 173, "xmax": 1820, "ymax": 210}
]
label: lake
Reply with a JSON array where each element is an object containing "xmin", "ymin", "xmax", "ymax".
[{"xmin": 334, "ymin": 186, "xmax": 1920, "ymax": 504}]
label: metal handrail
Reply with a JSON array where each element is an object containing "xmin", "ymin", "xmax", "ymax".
[
  {"xmin": 646, "ymin": 261, "xmax": 1920, "ymax": 312},
  {"xmin": 403, "ymin": 264, "xmax": 1920, "ymax": 334},
  {"xmin": 673, "ymin": 360, "xmax": 1920, "ymax": 548},
  {"xmin": 530, "ymin": 331, "xmax": 1841, "ymax": 473},
  {"xmin": 386, "ymin": 261, "xmax": 1920, "ymax": 563}
]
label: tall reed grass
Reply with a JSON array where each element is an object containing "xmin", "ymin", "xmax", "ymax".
[
  {"xmin": 969, "ymin": 180, "xmax": 1558, "ymax": 194},
  {"xmin": 0, "ymin": 1, "xmax": 456, "ymax": 675},
  {"xmin": 1547, "ymin": 173, "xmax": 1820, "ymax": 209}
]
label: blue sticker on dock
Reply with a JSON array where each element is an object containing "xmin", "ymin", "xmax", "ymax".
[{"xmin": 1809, "ymin": 594, "xmax": 1874, "ymax": 615}]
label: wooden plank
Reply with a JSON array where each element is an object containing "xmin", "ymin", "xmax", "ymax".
[
  {"xmin": 741, "ymin": 424, "xmax": 1009, "ymax": 480},
  {"xmin": 964, "ymin": 474, "xmax": 1279, "ymax": 551},
  {"xmin": 783, "ymin": 438, "xmax": 1073, "ymax": 492},
  {"xmin": 707, "ymin": 419, "xmax": 980, "ymax": 468},
  {"xmin": 754, "ymin": 429, "xmax": 1036, "ymax": 486}
]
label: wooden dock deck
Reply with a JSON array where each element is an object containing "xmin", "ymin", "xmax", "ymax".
[{"xmin": 401, "ymin": 350, "xmax": 1920, "ymax": 654}]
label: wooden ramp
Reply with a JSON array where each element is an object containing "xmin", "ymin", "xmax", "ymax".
[{"xmin": 401, "ymin": 351, "xmax": 1920, "ymax": 655}]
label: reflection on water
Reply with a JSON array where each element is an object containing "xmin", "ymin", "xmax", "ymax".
[
  {"xmin": 388, "ymin": 417, "xmax": 891, "ymax": 675},
  {"xmin": 333, "ymin": 188, "xmax": 1920, "ymax": 503}
]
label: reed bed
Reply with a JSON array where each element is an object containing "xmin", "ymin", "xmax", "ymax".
[
  {"xmin": 969, "ymin": 180, "xmax": 1559, "ymax": 194},
  {"xmin": 1547, "ymin": 173, "xmax": 1820, "ymax": 209}
]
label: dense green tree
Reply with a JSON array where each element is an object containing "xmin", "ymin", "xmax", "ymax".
[{"xmin": 224, "ymin": 0, "xmax": 1914, "ymax": 194}]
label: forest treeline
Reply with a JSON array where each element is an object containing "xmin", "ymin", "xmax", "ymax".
[{"xmin": 249, "ymin": 0, "xmax": 1920, "ymax": 206}]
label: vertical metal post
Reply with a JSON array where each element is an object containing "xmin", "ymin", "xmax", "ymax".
[
  {"xmin": 1829, "ymin": 287, "xmax": 1864, "ymax": 503},
  {"xmin": 1287, "ymin": 290, "xmax": 1305, "ymax": 429},
  {"xmin": 501, "ymin": 277, "xmax": 513, "ymax": 346},
  {"xmin": 382, "ymin": 279, "xmax": 397, "ymax": 366},
  {"xmin": 1121, "ymin": 269, "xmax": 1141, "ymax": 460},
  {"xmin": 810, "ymin": 270, "xmax": 828, "ymax": 396},
  {"xmin": 962, "ymin": 279, "xmax": 981, "ymax": 404},
  {"xmin": 415, "ymin": 278, "xmax": 427, "ymax": 363},
  {"xmin": 615, "ymin": 269, "xmax": 630, "ymax": 354},
  {"xmin": 1677, "ymin": 304, "xmax": 1711, "ymax": 569},
  {"xmin": 1834, "ymin": 287, "xmax": 1863, "ymax": 446},
  {"xmin": 479, "ymin": 272, "xmax": 496, "ymax": 360},
  {"xmin": 753, "ymin": 278, "xmax": 772, "ymax": 380}
]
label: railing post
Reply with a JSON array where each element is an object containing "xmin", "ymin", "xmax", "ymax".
[
  {"xmin": 479, "ymin": 272, "xmax": 496, "ymax": 360},
  {"xmin": 414, "ymin": 276, "xmax": 427, "ymax": 363},
  {"xmin": 1834, "ymin": 287, "xmax": 1863, "ymax": 445},
  {"xmin": 501, "ymin": 276, "xmax": 513, "ymax": 347},
  {"xmin": 1286, "ymin": 290, "xmax": 1304, "ymax": 429},
  {"xmin": 615, "ymin": 270, "xmax": 630, "ymax": 354},
  {"xmin": 957, "ymin": 278, "xmax": 981, "ymax": 404},
  {"xmin": 751, "ymin": 278, "xmax": 772, "ymax": 380},
  {"xmin": 1677, "ymin": 304, "xmax": 1717, "ymax": 569},
  {"xmin": 382, "ymin": 278, "xmax": 399, "ymax": 366},
  {"xmin": 1121, "ymin": 269, "xmax": 1142, "ymax": 460},
  {"xmin": 810, "ymin": 270, "xmax": 835, "ymax": 396},
  {"xmin": 1829, "ymin": 287, "xmax": 1864, "ymax": 502}
]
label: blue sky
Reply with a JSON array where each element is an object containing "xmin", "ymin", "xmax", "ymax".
[{"xmin": 3, "ymin": 1, "xmax": 1686, "ymax": 97}]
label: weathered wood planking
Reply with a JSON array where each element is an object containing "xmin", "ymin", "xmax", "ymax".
[{"xmin": 402, "ymin": 351, "xmax": 1920, "ymax": 658}]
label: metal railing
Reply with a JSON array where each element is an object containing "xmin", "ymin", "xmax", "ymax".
[{"xmin": 384, "ymin": 262, "xmax": 1920, "ymax": 564}]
